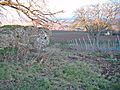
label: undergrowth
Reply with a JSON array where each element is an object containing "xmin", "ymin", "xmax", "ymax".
[{"xmin": 0, "ymin": 46, "xmax": 120, "ymax": 90}]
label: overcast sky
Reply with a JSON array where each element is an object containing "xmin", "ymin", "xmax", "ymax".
[
  {"xmin": 47, "ymin": 0, "xmax": 109, "ymax": 18},
  {"xmin": 1, "ymin": 0, "xmax": 110, "ymax": 25}
]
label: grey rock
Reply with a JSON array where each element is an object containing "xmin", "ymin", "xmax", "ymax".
[{"xmin": 0, "ymin": 26, "xmax": 51, "ymax": 51}]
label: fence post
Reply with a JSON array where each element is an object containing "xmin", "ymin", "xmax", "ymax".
[
  {"xmin": 83, "ymin": 37, "xmax": 87, "ymax": 51},
  {"xmin": 78, "ymin": 38, "xmax": 82, "ymax": 50},
  {"xmin": 107, "ymin": 39, "xmax": 110, "ymax": 49},
  {"xmin": 117, "ymin": 35, "xmax": 120, "ymax": 46},
  {"xmin": 71, "ymin": 39, "xmax": 74, "ymax": 49},
  {"xmin": 87, "ymin": 34, "xmax": 94, "ymax": 50},
  {"xmin": 75, "ymin": 39, "xmax": 78, "ymax": 46}
]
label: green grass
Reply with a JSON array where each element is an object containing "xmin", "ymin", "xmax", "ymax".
[
  {"xmin": 0, "ymin": 25, "xmax": 120, "ymax": 90},
  {"xmin": 0, "ymin": 59, "xmax": 112, "ymax": 90},
  {"xmin": 0, "ymin": 47, "xmax": 18, "ymax": 55},
  {"xmin": 61, "ymin": 61, "xmax": 110, "ymax": 90},
  {"xmin": 0, "ymin": 62, "xmax": 10, "ymax": 80},
  {"xmin": 0, "ymin": 45, "xmax": 120, "ymax": 90}
]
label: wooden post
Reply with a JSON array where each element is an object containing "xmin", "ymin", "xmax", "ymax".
[
  {"xmin": 78, "ymin": 38, "xmax": 82, "ymax": 50},
  {"xmin": 117, "ymin": 35, "xmax": 120, "ymax": 46},
  {"xmin": 83, "ymin": 37, "xmax": 87, "ymax": 51},
  {"xmin": 75, "ymin": 39, "xmax": 78, "ymax": 46},
  {"xmin": 87, "ymin": 34, "xmax": 93, "ymax": 50},
  {"xmin": 107, "ymin": 39, "xmax": 110, "ymax": 49}
]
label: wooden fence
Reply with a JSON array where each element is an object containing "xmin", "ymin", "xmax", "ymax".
[{"xmin": 65, "ymin": 35, "xmax": 120, "ymax": 52}]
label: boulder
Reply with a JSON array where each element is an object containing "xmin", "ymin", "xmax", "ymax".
[{"xmin": 0, "ymin": 26, "xmax": 51, "ymax": 51}]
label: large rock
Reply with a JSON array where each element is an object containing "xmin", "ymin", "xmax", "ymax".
[{"xmin": 0, "ymin": 25, "xmax": 51, "ymax": 51}]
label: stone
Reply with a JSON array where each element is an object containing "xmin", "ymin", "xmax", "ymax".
[{"xmin": 0, "ymin": 25, "xmax": 51, "ymax": 51}]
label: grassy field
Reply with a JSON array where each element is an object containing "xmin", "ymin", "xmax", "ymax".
[
  {"xmin": 0, "ymin": 27, "xmax": 120, "ymax": 90},
  {"xmin": 51, "ymin": 30, "xmax": 117, "ymax": 42},
  {"xmin": 0, "ymin": 44, "xmax": 120, "ymax": 90}
]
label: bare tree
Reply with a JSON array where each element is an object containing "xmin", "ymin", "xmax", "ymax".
[
  {"xmin": 73, "ymin": 1, "xmax": 120, "ymax": 31},
  {"xmin": 0, "ymin": 0, "xmax": 63, "ymax": 28},
  {"xmin": 72, "ymin": 2, "xmax": 120, "ymax": 49},
  {"xmin": 0, "ymin": 0, "xmax": 65, "ymax": 63}
]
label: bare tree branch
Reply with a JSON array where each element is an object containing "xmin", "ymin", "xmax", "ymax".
[{"xmin": 0, "ymin": 0, "xmax": 63, "ymax": 28}]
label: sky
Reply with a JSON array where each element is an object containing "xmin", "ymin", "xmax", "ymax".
[
  {"xmin": 0, "ymin": 0, "xmax": 110, "ymax": 25},
  {"xmin": 47, "ymin": 0, "xmax": 109, "ymax": 19}
]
